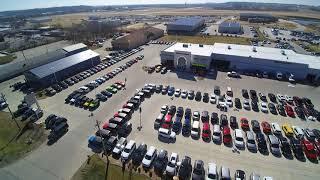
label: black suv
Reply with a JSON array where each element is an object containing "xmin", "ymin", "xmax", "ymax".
[
  {"xmin": 279, "ymin": 137, "xmax": 292, "ymax": 158},
  {"xmin": 210, "ymin": 112, "xmax": 219, "ymax": 125},
  {"xmin": 290, "ymin": 138, "xmax": 304, "ymax": 160},
  {"xmin": 256, "ymin": 133, "xmax": 268, "ymax": 154},
  {"xmin": 230, "ymin": 116, "xmax": 237, "ymax": 129},
  {"xmin": 203, "ymin": 93, "xmax": 209, "ymax": 103},
  {"xmin": 176, "ymin": 107, "xmax": 184, "ymax": 117},
  {"xmin": 195, "ymin": 91, "xmax": 202, "ymax": 101},
  {"xmin": 131, "ymin": 143, "xmax": 148, "ymax": 166},
  {"xmin": 242, "ymin": 89, "xmax": 249, "ymax": 99},
  {"xmin": 192, "ymin": 160, "xmax": 205, "ymax": 180},
  {"xmin": 178, "ymin": 156, "xmax": 192, "ymax": 179},
  {"xmin": 153, "ymin": 149, "xmax": 168, "ymax": 174},
  {"xmin": 251, "ymin": 120, "xmax": 260, "ymax": 132},
  {"xmin": 105, "ymin": 136, "xmax": 118, "ymax": 154}
]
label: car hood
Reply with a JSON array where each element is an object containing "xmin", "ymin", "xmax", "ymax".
[
  {"xmin": 192, "ymin": 173, "xmax": 204, "ymax": 180},
  {"xmin": 235, "ymin": 140, "xmax": 244, "ymax": 147},
  {"xmin": 166, "ymin": 165, "xmax": 175, "ymax": 174},
  {"xmin": 121, "ymin": 152, "xmax": 130, "ymax": 159},
  {"xmin": 247, "ymin": 142, "xmax": 256, "ymax": 149},
  {"xmin": 142, "ymin": 159, "xmax": 151, "ymax": 166},
  {"xmin": 113, "ymin": 148, "xmax": 121, "ymax": 154},
  {"xmin": 212, "ymin": 134, "xmax": 221, "ymax": 140},
  {"xmin": 271, "ymin": 147, "xmax": 280, "ymax": 154}
]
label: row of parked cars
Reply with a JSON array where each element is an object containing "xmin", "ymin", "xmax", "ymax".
[
  {"xmin": 65, "ymin": 57, "xmax": 141, "ymax": 107},
  {"xmin": 155, "ymin": 104, "xmax": 320, "ymax": 161},
  {"xmin": 65, "ymin": 81, "xmax": 125, "ymax": 111},
  {"xmin": 45, "ymin": 114, "xmax": 69, "ymax": 145},
  {"xmin": 88, "ymin": 84, "xmax": 158, "ymax": 153},
  {"xmin": 107, "ymin": 47, "xmax": 144, "ymax": 61},
  {"xmin": 91, "ymin": 134, "xmax": 272, "ymax": 180},
  {"xmin": 145, "ymin": 64, "xmax": 168, "ymax": 74},
  {"xmin": 12, "ymin": 101, "xmax": 43, "ymax": 122},
  {"xmin": 148, "ymin": 40, "xmax": 174, "ymax": 45}
]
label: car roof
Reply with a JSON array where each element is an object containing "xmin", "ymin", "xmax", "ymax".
[
  {"xmin": 208, "ymin": 163, "xmax": 217, "ymax": 174},
  {"xmin": 203, "ymin": 123, "xmax": 210, "ymax": 129},
  {"xmin": 246, "ymin": 131, "xmax": 254, "ymax": 139},
  {"xmin": 146, "ymin": 146, "xmax": 156, "ymax": 155},
  {"xmin": 221, "ymin": 166, "xmax": 230, "ymax": 177},
  {"xmin": 235, "ymin": 129, "xmax": 243, "ymax": 137},
  {"xmin": 213, "ymin": 125, "xmax": 221, "ymax": 132},
  {"xmin": 159, "ymin": 128, "xmax": 170, "ymax": 134},
  {"xmin": 268, "ymin": 135, "xmax": 279, "ymax": 144},
  {"xmin": 192, "ymin": 121, "xmax": 200, "ymax": 128},
  {"xmin": 126, "ymin": 140, "xmax": 135, "ymax": 148}
]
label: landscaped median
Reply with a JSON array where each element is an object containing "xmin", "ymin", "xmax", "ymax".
[
  {"xmin": 71, "ymin": 154, "xmax": 151, "ymax": 180},
  {"xmin": 0, "ymin": 54, "xmax": 16, "ymax": 65},
  {"xmin": 0, "ymin": 111, "xmax": 47, "ymax": 167}
]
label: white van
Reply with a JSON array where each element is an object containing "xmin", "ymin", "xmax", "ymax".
[{"xmin": 271, "ymin": 123, "xmax": 282, "ymax": 135}]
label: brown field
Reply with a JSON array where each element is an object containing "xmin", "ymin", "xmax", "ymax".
[
  {"xmin": 44, "ymin": 8, "xmax": 320, "ymax": 29},
  {"xmin": 160, "ymin": 35, "xmax": 251, "ymax": 45}
]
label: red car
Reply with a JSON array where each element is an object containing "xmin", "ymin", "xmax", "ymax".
[
  {"xmin": 115, "ymin": 81, "xmax": 125, "ymax": 87},
  {"xmin": 162, "ymin": 114, "xmax": 173, "ymax": 129},
  {"xmin": 102, "ymin": 121, "xmax": 109, "ymax": 129},
  {"xmin": 202, "ymin": 122, "xmax": 211, "ymax": 141},
  {"xmin": 285, "ymin": 105, "xmax": 295, "ymax": 117},
  {"xmin": 302, "ymin": 139, "xmax": 317, "ymax": 160},
  {"xmin": 314, "ymin": 140, "xmax": 320, "ymax": 157},
  {"xmin": 261, "ymin": 121, "xmax": 271, "ymax": 134},
  {"xmin": 240, "ymin": 118, "xmax": 250, "ymax": 131},
  {"xmin": 223, "ymin": 126, "xmax": 232, "ymax": 144}
]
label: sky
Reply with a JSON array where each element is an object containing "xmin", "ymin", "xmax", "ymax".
[{"xmin": 1, "ymin": 0, "xmax": 320, "ymax": 12}]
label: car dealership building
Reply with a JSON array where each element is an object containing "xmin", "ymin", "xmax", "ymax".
[{"xmin": 160, "ymin": 42, "xmax": 320, "ymax": 81}]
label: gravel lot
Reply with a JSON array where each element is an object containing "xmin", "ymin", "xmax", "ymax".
[{"xmin": 0, "ymin": 43, "xmax": 319, "ymax": 180}]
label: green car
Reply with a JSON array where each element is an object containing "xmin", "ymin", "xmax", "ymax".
[
  {"xmin": 89, "ymin": 99, "xmax": 100, "ymax": 110},
  {"xmin": 106, "ymin": 86, "xmax": 117, "ymax": 94}
]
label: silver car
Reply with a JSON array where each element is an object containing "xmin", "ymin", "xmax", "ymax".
[{"xmin": 246, "ymin": 131, "xmax": 257, "ymax": 151}]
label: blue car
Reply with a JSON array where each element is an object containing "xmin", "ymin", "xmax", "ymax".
[
  {"xmin": 168, "ymin": 87, "xmax": 175, "ymax": 96},
  {"xmin": 182, "ymin": 117, "xmax": 191, "ymax": 136},
  {"xmin": 88, "ymin": 135, "xmax": 103, "ymax": 153},
  {"xmin": 172, "ymin": 116, "xmax": 182, "ymax": 133}
]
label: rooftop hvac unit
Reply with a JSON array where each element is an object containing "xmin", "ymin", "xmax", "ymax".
[
  {"xmin": 252, "ymin": 46, "xmax": 257, "ymax": 52},
  {"xmin": 182, "ymin": 44, "xmax": 188, "ymax": 48},
  {"xmin": 199, "ymin": 44, "xmax": 204, "ymax": 47},
  {"xmin": 281, "ymin": 50, "xmax": 286, "ymax": 55},
  {"xmin": 228, "ymin": 45, "xmax": 231, "ymax": 49}
]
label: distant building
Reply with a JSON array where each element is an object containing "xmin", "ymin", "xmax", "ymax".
[
  {"xmin": 218, "ymin": 22, "xmax": 242, "ymax": 34},
  {"xmin": 161, "ymin": 42, "xmax": 320, "ymax": 81},
  {"xmin": 24, "ymin": 50, "xmax": 100, "ymax": 89},
  {"xmin": 240, "ymin": 13, "xmax": 278, "ymax": 23},
  {"xmin": 112, "ymin": 27, "xmax": 164, "ymax": 50},
  {"xmin": 62, "ymin": 43, "xmax": 88, "ymax": 56},
  {"xmin": 167, "ymin": 17, "xmax": 205, "ymax": 35}
]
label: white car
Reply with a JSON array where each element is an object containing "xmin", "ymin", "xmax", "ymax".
[
  {"xmin": 260, "ymin": 102, "xmax": 268, "ymax": 113},
  {"xmin": 158, "ymin": 128, "xmax": 176, "ymax": 142},
  {"xmin": 277, "ymin": 94, "xmax": 285, "ymax": 101},
  {"xmin": 292, "ymin": 126, "xmax": 304, "ymax": 139},
  {"xmin": 142, "ymin": 146, "xmax": 157, "ymax": 168},
  {"xmin": 210, "ymin": 94, "xmax": 216, "ymax": 104},
  {"xmin": 121, "ymin": 140, "xmax": 136, "ymax": 162},
  {"xmin": 226, "ymin": 96, "xmax": 233, "ymax": 107},
  {"xmin": 211, "ymin": 125, "xmax": 221, "ymax": 143},
  {"xmin": 234, "ymin": 129, "xmax": 245, "ymax": 149},
  {"xmin": 174, "ymin": 89, "xmax": 181, "ymax": 97},
  {"xmin": 285, "ymin": 95, "xmax": 293, "ymax": 102},
  {"xmin": 193, "ymin": 111, "xmax": 200, "ymax": 121},
  {"xmin": 166, "ymin": 152, "xmax": 179, "ymax": 176},
  {"xmin": 160, "ymin": 105, "xmax": 168, "ymax": 114},
  {"xmin": 243, "ymin": 99, "xmax": 250, "ymax": 110},
  {"xmin": 207, "ymin": 162, "xmax": 218, "ymax": 180},
  {"xmin": 288, "ymin": 74, "xmax": 295, "ymax": 83},
  {"xmin": 271, "ymin": 123, "xmax": 282, "ymax": 135},
  {"xmin": 112, "ymin": 137, "xmax": 127, "ymax": 157},
  {"xmin": 181, "ymin": 90, "xmax": 188, "ymax": 98}
]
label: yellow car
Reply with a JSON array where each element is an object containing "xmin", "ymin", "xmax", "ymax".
[
  {"xmin": 282, "ymin": 124, "xmax": 294, "ymax": 137},
  {"xmin": 83, "ymin": 99, "xmax": 93, "ymax": 108}
]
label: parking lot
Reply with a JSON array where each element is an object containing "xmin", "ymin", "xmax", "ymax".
[{"xmin": 1, "ymin": 43, "xmax": 320, "ymax": 180}]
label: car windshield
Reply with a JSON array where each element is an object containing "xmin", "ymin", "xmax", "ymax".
[
  {"xmin": 124, "ymin": 148, "xmax": 131, "ymax": 153},
  {"xmin": 145, "ymin": 154, "xmax": 152, "ymax": 160},
  {"xmin": 236, "ymin": 137, "xmax": 243, "ymax": 141},
  {"xmin": 208, "ymin": 174, "xmax": 217, "ymax": 179},
  {"xmin": 194, "ymin": 168, "xmax": 202, "ymax": 175},
  {"xmin": 192, "ymin": 128, "xmax": 199, "ymax": 132},
  {"xmin": 168, "ymin": 161, "xmax": 175, "ymax": 167},
  {"xmin": 272, "ymin": 144, "xmax": 279, "ymax": 148}
]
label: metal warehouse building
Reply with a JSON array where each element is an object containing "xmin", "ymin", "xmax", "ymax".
[
  {"xmin": 218, "ymin": 22, "xmax": 242, "ymax": 34},
  {"xmin": 25, "ymin": 50, "xmax": 100, "ymax": 89},
  {"xmin": 167, "ymin": 17, "xmax": 205, "ymax": 35},
  {"xmin": 160, "ymin": 42, "xmax": 320, "ymax": 81},
  {"xmin": 62, "ymin": 43, "xmax": 88, "ymax": 56},
  {"xmin": 240, "ymin": 13, "xmax": 278, "ymax": 23},
  {"xmin": 112, "ymin": 27, "xmax": 164, "ymax": 50}
]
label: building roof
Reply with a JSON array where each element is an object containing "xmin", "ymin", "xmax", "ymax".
[
  {"xmin": 219, "ymin": 21, "xmax": 241, "ymax": 28},
  {"xmin": 29, "ymin": 50, "xmax": 99, "ymax": 78},
  {"xmin": 62, "ymin": 43, "xmax": 87, "ymax": 53},
  {"xmin": 169, "ymin": 17, "xmax": 204, "ymax": 27},
  {"xmin": 164, "ymin": 42, "xmax": 214, "ymax": 56},
  {"xmin": 212, "ymin": 43, "xmax": 320, "ymax": 70}
]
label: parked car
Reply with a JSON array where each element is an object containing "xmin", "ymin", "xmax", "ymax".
[
  {"xmin": 202, "ymin": 122, "xmax": 211, "ymax": 141},
  {"xmin": 234, "ymin": 129, "xmax": 245, "ymax": 149},
  {"xmin": 271, "ymin": 123, "xmax": 282, "ymax": 136},
  {"xmin": 302, "ymin": 139, "xmax": 317, "ymax": 160},
  {"xmin": 261, "ymin": 121, "xmax": 271, "ymax": 134},
  {"xmin": 268, "ymin": 135, "xmax": 281, "ymax": 156},
  {"xmin": 290, "ymin": 138, "xmax": 304, "ymax": 160},
  {"xmin": 112, "ymin": 137, "xmax": 127, "ymax": 158},
  {"xmin": 240, "ymin": 118, "xmax": 250, "ymax": 131},
  {"xmin": 235, "ymin": 170, "xmax": 246, "ymax": 180},
  {"xmin": 142, "ymin": 146, "xmax": 157, "ymax": 168},
  {"xmin": 207, "ymin": 162, "xmax": 218, "ymax": 180},
  {"xmin": 153, "ymin": 149, "xmax": 168, "ymax": 174},
  {"xmin": 246, "ymin": 131, "xmax": 257, "ymax": 151},
  {"xmin": 251, "ymin": 120, "xmax": 260, "ymax": 132},
  {"xmin": 121, "ymin": 140, "xmax": 136, "ymax": 162},
  {"xmin": 178, "ymin": 156, "xmax": 192, "ymax": 179},
  {"xmin": 192, "ymin": 160, "xmax": 205, "ymax": 180},
  {"xmin": 158, "ymin": 128, "xmax": 176, "ymax": 142},
  {"xmin": 131, "ymin": 143, "xmax": 147, "ymax": 166},
  {"xmin": 282, "ymin": 124, "xmax": 294, "ymax": 137},
  {"xmin": 223, "ymin": 126, "xmax": 232, "ymax": 145},
  {"xmin": 230, "ymin": 116, "xmax": 237, "ymax": 129},
  {"xmin": 166, "ymin": 152, "xmax": 179, "ymax": 176},
  {"xmin": 220, "ymin": 166, "xmax": 231, "ymax": 180},
  {"xmin": 279, "ymin": 137, "xmax": 292, "ymax": 157},
  {"xmin": 256, "ymin": 133, "xmax": 268, "ymax": 153}
]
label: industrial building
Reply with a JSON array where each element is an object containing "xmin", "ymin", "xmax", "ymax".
[
  {"xmin": 218, "ymin": 22, "xmax": 242, "ymax": 34},
  {"xmin": 167, "ymin": 17, "xmax": 205, "ymax": 35},
  {"xmin": 240, "ymin": 13, "xmax": 278, "ymax": 23},
  {"xmin": 62, "ymin": 43, "xmax": 88, "ymax": 56},
  {"xmin": 24, "ymin": 50, "xmax": 100, "ymax": 89},
  {"xmin": 111, "ymin": 27, "xmax": 164, "ymax": 50},
  {"xmin": 160, "ymin": 42, "xmax": 320, "ymax": 81}
]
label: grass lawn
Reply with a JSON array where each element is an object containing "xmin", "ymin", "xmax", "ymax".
[
  {"xmin": 306, "ymin": 44, "xmax": 320, "ymax": 53},
  {"xmin": 160, "ymin": 35, "xmax": 251, "ymax": 45},
  {"xmin": 72, "ymin": 154, "xmax": 150, "ymax": 180},
  {"xmin": 0, "ymin": 55, "xmax": 16, "ymax": 65},
  {"xmin": 0, "ymin": 111, "xmax": 46, "ymax": 167}
]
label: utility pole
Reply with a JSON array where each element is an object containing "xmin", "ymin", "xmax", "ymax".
[
  {"xmin": 92, "ymin": 115, "xmax": 109, "ymax": 180},
  {"xmin": 1, "ymin": 93, "xmax": 20, "ymax": 130},
  {"xmin": 138, "ymin": 106, "xmax": 142, "ymax": 131}
]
